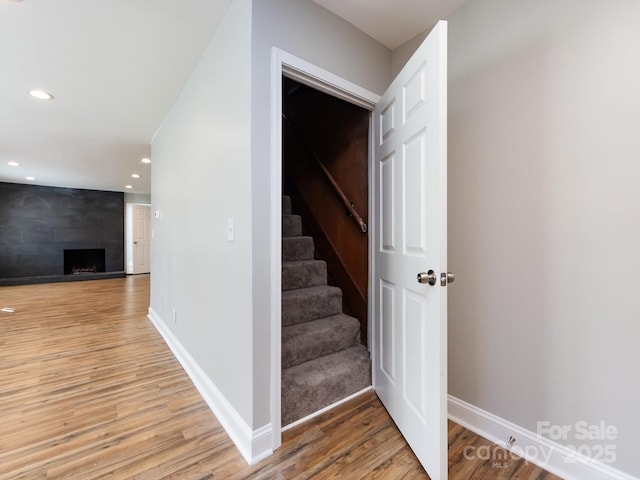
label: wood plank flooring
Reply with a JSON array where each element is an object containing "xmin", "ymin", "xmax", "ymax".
[{"xmin": 0, "ymin": 275, "xmax": 561, "ymax": 479}]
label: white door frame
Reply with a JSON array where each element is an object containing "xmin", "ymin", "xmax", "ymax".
[{"xmin": 269, "ymin": 48, "xmax": 380, "ymax": 449}]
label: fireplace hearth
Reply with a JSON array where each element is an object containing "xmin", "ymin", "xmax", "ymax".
[{"xmin": 64, "ymin": 249, "xmax": 106, "ymax": 275}]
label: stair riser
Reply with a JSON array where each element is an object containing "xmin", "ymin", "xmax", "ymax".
[
  {"xmin": 282, "ymin": 262, "xmax": 326, "ymax": 291},
  {"xmin": 282, "ymin": 316, "xmax": 360, "ymax": 369},
  {"xmin": 282, "ymin": 289, "xmax": 342, "ymax": 326},
  {"xmin": 281, "ymin": 347, "xmax": 371, "ymax": 426},
  {"xmin": 282, "ymin": 237, "xmax": 314, "ymax": 262},
  {"xmin": 282, "ymin": 196, "xmax": 292, "ymax": 215},
  {"xmin": 282, "ymin": 370, "xmax": 371, "ymax": 425},
  {"xmin": 282, "ymin": 215, "xmax": 302, "ymax": 237}
]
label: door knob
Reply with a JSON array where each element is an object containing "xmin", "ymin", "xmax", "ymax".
[
  {"xmin": 417, "ymin": 270, "xmax": 437, "ymax": 286},
  {"xmin": 440, "ymin": 272, "xmax": 455, "ymax": 286}
]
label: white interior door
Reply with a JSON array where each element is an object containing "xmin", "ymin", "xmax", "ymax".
[
  {"xmin": 372, "ymin": 21, "xmax": 448, "ymax": 479},
  {"xmin": 132, "ymin": 204, "xmax": 151, "ymax": 274}
]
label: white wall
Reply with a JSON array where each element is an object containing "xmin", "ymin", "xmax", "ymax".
[
  {"xmin": 249, "ymin": 0, "xmax": 391, "ymax": 428},
  {"xmin": 148, "ymin": 0, "xmax": 389, "ymax": 455},
  {"xmin": 150, "ymin": 0, "xmax": 254, "ymax": 426},
  {"xmin": 124, "ymin": 192, "xmax": 151, "ymax": 204},
  {"xmin": 390, "ymin": 30, "xmax": 427, "ymax": 79},
  {"xmin": 447, "ymin": 0, "xmax": 640, "ymax": 476}
]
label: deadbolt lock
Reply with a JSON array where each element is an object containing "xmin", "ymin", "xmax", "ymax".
[{"xmin": 440, "ymin": 272, "xmax": 455, "ymax": 286}]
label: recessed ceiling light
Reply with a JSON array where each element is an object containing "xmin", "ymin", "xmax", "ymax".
[
  {"xmin": 25, "ymin": 176, "xmax": 35, "ymax": 181},
  {"xmin": 8, "ymin": 161, "xmax": 20, "ymax": 167},
  {"xmin": 125, "ymin": 185, "xmax": 133, "ymax": 189},
  {"xmin": 29, "ymin": 89, "xmax": 54, "ymax": 100},
  {"xmin": 131, "ymin": 173, "xmax": 140, "ymax": 179},
  {"xmin": 141, "ymin": 158, "xmax": 151, "ymax": 164}
]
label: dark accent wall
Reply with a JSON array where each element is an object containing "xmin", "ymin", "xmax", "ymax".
[{"xmin": 0, "ymin": 182, "xmax": 124, "ymax": 282}]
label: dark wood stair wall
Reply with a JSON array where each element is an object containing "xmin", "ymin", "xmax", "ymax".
[{"xmin": 283, "ymin": 78, "xmax": 370, "ymax": 345}]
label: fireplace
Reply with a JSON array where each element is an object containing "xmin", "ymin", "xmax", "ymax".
[{"xmin": 64, "ymin": 249, "xmax": 106, "ymax": 275}]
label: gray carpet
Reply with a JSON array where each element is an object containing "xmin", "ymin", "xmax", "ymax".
[{"xmin": 281, "ymin": 195, "xmax": 371, "ymax": 426}]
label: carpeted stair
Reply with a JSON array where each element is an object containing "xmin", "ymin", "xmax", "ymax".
[{"xmin": 281, "ymin": 195, "xmax": 371, "ymax": 426}]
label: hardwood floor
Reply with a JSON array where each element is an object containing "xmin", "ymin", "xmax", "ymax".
[{"xmin": 0, "ymin": 276, "xmax": 561, "ymax": 479}]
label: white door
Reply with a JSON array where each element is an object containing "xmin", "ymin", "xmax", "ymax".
[
  {"xmin": 372, "ymin": 21, "xmax": 448, "ymax": 480},
  {"xmin": 132, "ymin": 204, "xmax": 151, "ymax": 274}
]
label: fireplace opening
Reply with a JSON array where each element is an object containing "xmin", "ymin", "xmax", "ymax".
[{"xmin": 64, "ymin": 249, "xmax": 106, "ymax": 275}]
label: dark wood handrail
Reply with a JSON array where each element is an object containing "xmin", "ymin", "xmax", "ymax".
[{"xmin": 283, "ymin": 113, "xmax": 368, "ymax": 233}]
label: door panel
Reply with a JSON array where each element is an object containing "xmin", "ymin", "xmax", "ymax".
[
  {"xmin": 132, "ymin": 204, "xmax": 151, "ymax": 274},
  {"xmin": 372, "ymin": 21, "xmax": 448, "ymax": 480},
  {"xmin": 403, "ymin": 131, "xmax": 427, "ymax": 255},
  {"xmin": 404, "ymin": 289, "xmax": 425, "ymax": 418},
  {"xmin": 380, "ymin": 154, "xmax": 396, "ymax": 252},
  {"xmin": 380, "ymin": 280, "xmax": 396, "ymax": 382}
]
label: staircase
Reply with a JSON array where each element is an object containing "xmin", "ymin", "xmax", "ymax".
[{"xmin": 281, "ymin": 195, "xmax": 371, "ymax": 426}]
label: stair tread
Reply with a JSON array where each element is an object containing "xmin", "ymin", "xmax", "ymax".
[
  {"xmin": 282, "ymin": 235, "xmax": 313, "ymax": 241},
  {"xmin": 282, "ymin": 344, "xmax": 370, "ymax": 377},
  {"xmin": 282, "ymin": 314, "xmax": 360, "ymax": 368},
  {"xmin": 281, "ymin": 285, "xmax": 343, "ymax": 326},
  {"xmin": 281, "ymin": 284, "xmax": 341, "ymax": 299},
  {"xmin": 282, "ymin": 259, "xmax": 324, "ymax": 266},
  {"xmin": 283, "ymin": 313, "xmax": 358, "ymax": 340}
]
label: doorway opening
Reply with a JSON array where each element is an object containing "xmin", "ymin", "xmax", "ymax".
[
  {"xmin": 125, "ymin": 203, "xmax": 151, "ymax": 275},
  {"xmin": 282, "ymin": 77, "xmax": 370, "ymax": 342},
  {"xmin": 280, "ymin": 77, "xmax": 372, "ymax": 428},
  {"xmin": 269, "ymin": 48, "xmax": 381, "ymax": 450}
]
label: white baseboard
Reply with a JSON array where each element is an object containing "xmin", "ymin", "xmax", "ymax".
[
  {"xmin": 448, "ymin": 395, "xmax": 638, "ymax": 480},
  {"xmin": 148, "ymin": 307, "xmax": 272, "ymax": 465}
]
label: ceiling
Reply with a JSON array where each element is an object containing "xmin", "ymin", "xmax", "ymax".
[
  {"xmin": 313, "ymin": 0, "xmax": 473, "ymax": 49},
  {"xmin": 0, "ymin": 0, "xmax": 232, "ymax": 194},
  {"xmin": 0, "ymin": 0, "xmax": 471, "ymax": 195}
]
